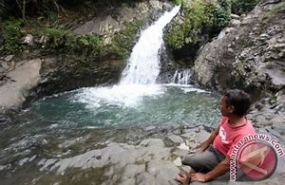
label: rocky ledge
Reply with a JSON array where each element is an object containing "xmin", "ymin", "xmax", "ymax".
[{"xmin": 1, "ymin": 126, "xmax": 284, "ymax": 185}]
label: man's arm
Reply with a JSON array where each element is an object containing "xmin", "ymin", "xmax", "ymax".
[
  {"xmin": 198, "ymin": 126, "xmax": 220, "ymax": 152},
  {"xmin": 191, "ymin": 155, "xmax": 230, "ymax": 182}
]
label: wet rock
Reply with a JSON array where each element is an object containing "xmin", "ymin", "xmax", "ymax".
[
  {"xmin": 172, "ymin": 145, "xmax": 190, "ymax": 157},
  {"xmin": 147, "ymin": 160, "xmax": 179, "ymax": 184},
  {"xmin": 38, "ymin": 36, "xmax": 48, "ymax": 46},
  {"xmin": 231, "ymin": 14, "xmax": 240, "ymax": 20},
  {"xmin": 120, "ymin": 164, "xmax": 145, "ymax": 182},
  {"xmin": 139, "ymin": 138, "xmax": 165, "ymax": 147},
  {"xmin": 271, "ymin": 115, "xmax": 285, "ymax": 131},
  {"xmin": 136, "ymin": 172, "xmax": 156, "ymax": 185},
  {"xmin": 4, "ymin": 55, "xmax": 14, "ymax": 62},
  {"xmin": 101, "ymin": 142, "xmax": 125, "ymax": 164},
  {"xmin": 251, "ymin": 114, "xmax": 271, "ymax": 128},
  {"xmin": 182, "ymin": 128, "xmax": 210, "ymax": 149},
  {"xmin": 0, "ymin": 114, "xmax": 11, "ymax": 126},
  {"xmin": 0, "ymin": 67, "xmax": 5, "ymax": 73},
  {"xmin": 10, "ymin": 124, "xmax": 285, "ymax": 185},
  {"xmin": 195, "ymin": 129, "xmax": 211, "ymax": 144},
  {"xmin": 118, "ymin": 178, "xmax": 135, "ymax": 185},
  {"xmin": 259, "ymin": 33, "xmax": 270, "ymax": 41},
  {"xmin": 167, "ymin": 134, "xmax": 184, "ymax": 144},
  {"xmin": 173, "ymin": 157, "xmax": 182, "ymax": 166},
  {"xmin": 230, "ymin": 19, "xmax": 241, "ymax": 27},
  {"xmin": 22, "ymin": 34, "xmax": 35, "ymax": 46},
  {"xmin": 1, "ymin": 62, "xmax": 9, "ymax": 70}
]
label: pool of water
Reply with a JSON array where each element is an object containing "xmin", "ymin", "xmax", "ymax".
[
  {"xmin": 0, "ymin": 84, "xmax": 220, "ymax": 185},
  {"xmin": 30, "ymin": 84, "xmax": 219, "ymax": 128}
]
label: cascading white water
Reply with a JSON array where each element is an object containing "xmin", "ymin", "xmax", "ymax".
[
  {"xmin": 120, "ymin": 6, "xmax": 180, "ymax": 85},
  {"xmin": 172, "ymin": 69, "xmax": 192, "ymax": 85},
  {"xmin": 75, "ymin": 6, "xmax": 185, "ymax": 107}
]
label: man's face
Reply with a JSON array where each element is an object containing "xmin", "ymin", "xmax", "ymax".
[{"xmin": 220, "ymin": 96, "xmax": 233, "ymax": 117}]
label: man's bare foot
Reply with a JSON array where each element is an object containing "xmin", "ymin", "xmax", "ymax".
[{"xmin": 174, "ymin": 172, "xmax": 190, "ymax": 185}]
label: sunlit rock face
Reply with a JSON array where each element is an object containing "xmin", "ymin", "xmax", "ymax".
[{"xmin": 73, "ymin": 0, "xmax": 173, "ymax": 45}]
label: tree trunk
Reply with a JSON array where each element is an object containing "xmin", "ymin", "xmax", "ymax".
[
  {"xmin": 23, "ymin": 0, "xmax": 26, "ymax": 19},
  {"xmin": 16, "ymin": 0, "xmax": 27, "ymax": 19}
]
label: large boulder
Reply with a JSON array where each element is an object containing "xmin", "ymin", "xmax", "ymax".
[
  {"xmin": 0, "ymin": 57, "xmax": 41, "ymax": 111},
  {"xmin": 192, "ymin": 0, "xmax": 285, "ymax": 102}
]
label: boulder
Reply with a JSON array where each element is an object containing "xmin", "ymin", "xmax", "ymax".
[{"xmin": 0, "ymin": 59, "xmax": 41, "ymax": 111}]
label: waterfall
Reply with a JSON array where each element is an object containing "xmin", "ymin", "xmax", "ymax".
[
  {"xmin": 120, "ymin": 6, "xmax": 180, "ymax": 85},
  {"xmin": 172, "ymin": 69, "xmax": 192, "ymax": 85},
  {"xmin": 75, "ymin": 6, "xmax": 183, "ymax": 107}
]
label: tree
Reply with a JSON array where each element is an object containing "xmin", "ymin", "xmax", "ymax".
[{"xmin": 15, "ymin": 0, "xmax": 31, "ymax": 19}]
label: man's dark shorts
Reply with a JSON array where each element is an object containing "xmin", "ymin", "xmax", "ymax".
[{"xmin": 182, "ymin": 145, "xmax": 225, "ymax": 173}]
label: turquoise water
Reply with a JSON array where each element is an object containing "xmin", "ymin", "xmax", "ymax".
[
  {"xmin": 0, "ymin": 85, "xmax": 220, "ymax": 185},
  {"xmin": 30, "ymin": 85, "xmax": 220, "ymax": 128}
]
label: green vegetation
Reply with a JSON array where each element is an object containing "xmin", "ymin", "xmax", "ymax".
[
  {"xmin": 0, "ymin": 0, "xmax": 143, "ymax": 59},
  {"xmin": 0, "ymin": 0, "xmax": 261, "ymax": 62},
  {"xmin": 43, "ymin": 29, "xmax": 102, "ymax": 57},
  {"xmin": 165, "ymin": 0, "xmax": 231, "ymax": 61},
  {"xmin": 0, "ymin": 20, "xmax": 102, "ymax": 58},
  {"xmin": 170, "ymin": 0, "xmax": 184, "ymax": 5},
  {"xmin": 0, "ymin": 19, "xmax": 24, "ymax": 54},
  {"xmin": 231, "ymin": 0, "xmax": 260, "ymax": 15},
  {"xmin": 111, "ymin": 20, "xmax": 143, "ymax": 59},
  {"xmin": 165, "ymin": 0, "xmax": 261, "ymax": 62}
]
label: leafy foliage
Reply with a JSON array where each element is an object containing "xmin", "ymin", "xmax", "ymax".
[
  {"xmin": 166, "ymin": 0, "xmax": 231, "ymax": 54},
  {"xmin": 0, "ymin": 19, "xmax": 24, "ymax": 54},
  {"xmin": 41, "ymin": 28, "xmax": 102, "ymax": 57},
  {"xmin": 110, "ymin": 20, "xmax": 142, "ymax": 59}
]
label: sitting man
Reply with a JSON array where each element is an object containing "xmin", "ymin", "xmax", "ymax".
[{"xmin": 175, "ymin": 89, "xmax": 256, "ymax": 184}]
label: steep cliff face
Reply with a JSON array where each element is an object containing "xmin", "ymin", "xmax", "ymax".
[
  {"xmin": 193, "ymin": 0, "xmax": 285, "ymax": 133},
  {"xmin": 193, "ymin": 0, "xmax": 285, "ymax": 101}
]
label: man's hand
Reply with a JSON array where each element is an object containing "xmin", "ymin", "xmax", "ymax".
[
  {"xmin": 190, "ymin": 172, "xmax": 209, "ymax": 182},
  {"xmin": 197, "ymin": 146, "xmax": 207, "ymax": 152},
  {"xmin": 174, "ymin": 172, "xmax": 190, "ymax": 185}
]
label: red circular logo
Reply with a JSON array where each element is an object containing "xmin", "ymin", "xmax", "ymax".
[{"xmin": 237, "ymin": 141, "xmax": 278, "ymax": 181}]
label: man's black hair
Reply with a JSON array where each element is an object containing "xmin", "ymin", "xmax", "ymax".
[{"xmin": 224, "ymin": 89, "xmax": 251, "ymax": 117}]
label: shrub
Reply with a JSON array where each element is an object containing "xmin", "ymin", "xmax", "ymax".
[
  {"xmin": 0, "ymin": 19, "xmax": 24, "ymax": 55},
  {"xmin": 166, "ymin": 0, "xmax": 230, "ymax": 52},
  {"xmin": 77, "ymin": 34, "xmax": 101, "ymax": 56},
  {"xmin": 42, "ymin": 28, "xmax": 102, "ymax": 57},
  {"xmin": 110, "ymin": 20, "xmax": 142, "ymax": 59}
]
